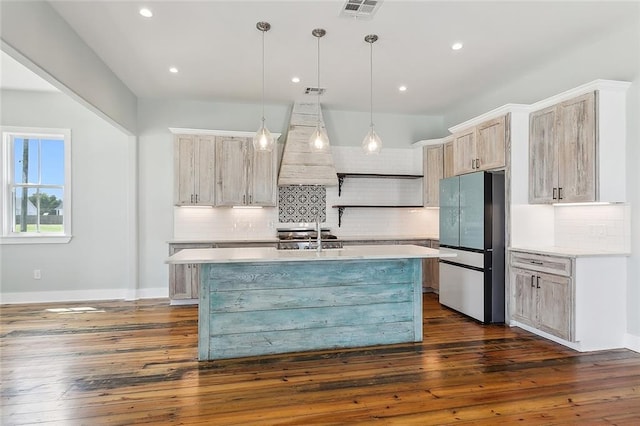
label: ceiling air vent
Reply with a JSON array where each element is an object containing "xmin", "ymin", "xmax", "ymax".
[
  {"xmin": 304, "ymin": 87, "xmax": 326, "ymax": 95},
  {"xmin": 340, "ymin": 0, "xmax": 382, "ymax": 20}
]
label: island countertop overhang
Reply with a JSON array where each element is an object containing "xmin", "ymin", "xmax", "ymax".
[{"xmin": 166, "ymin": 244, "xmax": 454, "ymax": 264}]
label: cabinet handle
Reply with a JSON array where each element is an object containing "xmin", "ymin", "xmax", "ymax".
[
  {"xmin": 195, "ymin": 194, "xmax": 199, "ymax": 203},
  {"xmin": 249, "ymin": 195, "xmax": 252, "ymax": 204},
  {"xmin": 243, "ymin": 194, "xmax": 246, "ymax": 204},
  {"xmin": 476, "ymin": 158, "xmax": 480, "ymax": 169},
  {"xmin": 191, "ymin": 194, "xmax": 194, "ymax": 203},
  {"xmin": 536, "ymin": 276, "xmax": 541, "ymax": 289},
  {"xmin": 530, "ymin": 260, "xmax": 543, "ymax": 265},
  {"xmin": 558, "ymin": 187, "xmax": 563, "ymax": 200},
  {"xmin": 471, "ymin": 159, "xmax": 475, "ymax": 169},
  {"xmin": 530, "ymin": 275, "xmax": 535, "ymax": 288},
  {"xmin": 552, "ymin": 188, "xmax": 557, "ymax": 200}
]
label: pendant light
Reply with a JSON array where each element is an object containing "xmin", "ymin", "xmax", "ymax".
[
  {"xmin": 362, "ymin": 34, "xmax": 382, "ymax": 154},
  {"xmin": 253, "ymin": 21, "xmax": 275, "ymax": 152},
  {"xmin": 309, "ymin": 28, "xmax": 330, "ymax": 153}
]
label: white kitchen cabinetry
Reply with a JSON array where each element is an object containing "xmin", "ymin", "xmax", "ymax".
[
  {"xmin": 452, "ymin": 115, "xmax": 506, "ymax": 176},
  {"xmin": 215, "ymin": 136, "xmax": 277, "ymax": 206},
  {"xmin": 423, "ymin": 145, "xmax": 443, "ymax": 207},
  {"xmin": 509, "ymin": 249, "xmax": 627, "ymax": 351},
  {"xmin": 174, "ymin": 135, "xmax": 216, "ymax": 206}
]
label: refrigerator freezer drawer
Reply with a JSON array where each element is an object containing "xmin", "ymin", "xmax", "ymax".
[
  {"xmin": 439, "ymin": 247, "xmax": 484, "ymax": 269},
  {"xmin": 439, "ymin": 262, "xmax": 485, "ymax": 322}
]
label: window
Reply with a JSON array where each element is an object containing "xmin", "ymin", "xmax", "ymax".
[{"xmin": 1, "ymin": 127, "xmax": 71, "ymax": 243}]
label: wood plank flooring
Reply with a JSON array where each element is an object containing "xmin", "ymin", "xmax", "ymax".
[{"xmin": 1, "ymin": 293, "xmax": 639, "ymax": 425}]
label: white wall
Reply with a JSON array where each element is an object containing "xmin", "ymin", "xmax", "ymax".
[
  {"xmin": 0, "ymin": 90, "xmax": 132, "ymax": 302},
  {"xmin": 0, "ymin": 1, "xmax": 137, "ymax": 134},
  {"xmin": 442, "ymin": 18, "xmax": 640, "ymax": 347}
]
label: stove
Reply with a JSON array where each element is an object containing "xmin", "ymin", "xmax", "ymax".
[{"xmin": 276, "ymin": 228, "xmax": 343, "ymax": 250}]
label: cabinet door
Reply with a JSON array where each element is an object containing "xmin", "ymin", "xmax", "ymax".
[
  {"xmin": 443, "ymin": 141, "xmax": 454, "ymax": 178},
  {"xmin": 557, "ymin": 91, "xmax": 596, "ymax": 203},
  {"xmin": 529, "ymin": 105, "xmax": 558, "ymax": 203},
  {"xmin": 439, "ymin": 176, "xmax": 460, "ymax": 247},
  {"xmin": 424, "ymin": 240, "xmax": 440, "ymax": 291},
  {"xmin": 216, "ymin": 137, "xmax": 248, "ymax": 206},
  {"xmin": 511, "ymin": 268, "xmax": 536, "ymax": 326},
  {"xmin": 452, "ymin": 129, "xmax": 476, "ymax": 175},
  {"xmin": 195, "ymin": 136, "xmax": 216, "ymax": 205},
  {"xmin": 174, "ymin": 135, "xmax": 196, "ymax": 205},
  {"xmin": 248, "ymin": 145, "xmax": 277, "ymax": 206},
  {"xmin": 423, "ymin": 145, "xmax": 443, "ymax": 207},
  {"xmin": 536, "ymin": 272, "xmax": 573, "ymax": 341},
  {"xmin": 476, "ymin": 115, "xmax": 506, "ymax": 171}
]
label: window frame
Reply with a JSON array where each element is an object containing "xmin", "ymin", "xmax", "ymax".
[{"xmin": 1, "ymin": 126, "xmax": 72, "ymax": 244}]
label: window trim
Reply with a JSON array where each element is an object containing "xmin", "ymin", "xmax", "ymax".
[{"xmin": 1, "ymin": 126, "xmax": 72, "ymax": 244}]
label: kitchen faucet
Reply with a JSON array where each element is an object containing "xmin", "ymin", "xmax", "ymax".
[{"xmin": 315, "ymin": 214, "xmax": 322, "ymax": 252}]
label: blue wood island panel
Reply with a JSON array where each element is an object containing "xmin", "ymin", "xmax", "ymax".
[{"xmin": 198, "ymin": 258, "xmax": 422, "ymax": 360}]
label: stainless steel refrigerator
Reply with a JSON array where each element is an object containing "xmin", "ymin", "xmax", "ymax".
[{"xmin": 438, "ymin": 171, "xmax": 505, "ymax": 323}]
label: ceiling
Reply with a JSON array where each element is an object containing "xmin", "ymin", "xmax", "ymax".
[{"xmin": 5, "ymin": 1, "xmax": 639, "ymax": 115}]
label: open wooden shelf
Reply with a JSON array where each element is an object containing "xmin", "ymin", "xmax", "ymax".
[
  {"xmin": 332, "ymin": 205, "xmax": 424, "ymax": 227},
  {"xmin": 337, "ymin": 173, "xmax": 423, "ymax": 196}
]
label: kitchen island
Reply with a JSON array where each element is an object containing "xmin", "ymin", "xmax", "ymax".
[{"xmin": 167, "ymin": 245, "xmax": 452, "ymax": 360}]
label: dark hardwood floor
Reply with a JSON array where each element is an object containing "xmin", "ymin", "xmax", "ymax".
[{"xmin": 2, "ymin": 293, "xmax": 639, "ymax": 425}]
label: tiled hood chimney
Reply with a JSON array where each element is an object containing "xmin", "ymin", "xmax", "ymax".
[{"xmin": 277, "ymin": 102, "xmax": 338, "ymax": 186}]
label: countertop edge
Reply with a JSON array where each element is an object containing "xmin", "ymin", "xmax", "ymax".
[
  {"xmin": 509, "ymin": 246, "xmax": 631, "ymax": 258},
  {"xmin": 166, "ymin": 245, "xmax": 454, "ymax": 264}
]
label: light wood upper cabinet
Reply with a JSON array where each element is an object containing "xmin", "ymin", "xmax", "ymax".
[
  {"xmin": 529, "ymin": 91, "xmax": 596, "ymax": 203},
  {"xmin": 557, "ymin": 92, "xmax": 596, "ymax": 202},
  {"xmin": 476, "ymin": 115, "xmax": 506, "ymax": 170},
  {"xmin": 174, "ymin": 135, "xmax": 216, "ymax": 206},
  {"xmin": 452, "ymin": 115, "xmax": 506, "ymax": 176},
  {"xmin": 215, "ymin": 136, "xmax": 277, "ymax": 206},
  {"xmin": 443, "ymin": 141, "xmax": 454, "ymax": 178},
  {"xmin": 423, "ymin": 145, "xmax": 443, "ymax": 207},
  {"xmin": 452, "ymin": 128, "xmax": 476, "ymax": 175}
]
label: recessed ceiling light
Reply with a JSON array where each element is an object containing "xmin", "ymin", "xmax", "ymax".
[
  {"xmin": 169, "ymin": 67, "xmax": 178, "ymax": 74},
  {"xmin": 139, "ymin": 8, "xmax": 153, "ymax": 18},
  {"xmin": 451, "ymin": 42, "xmax": 463, "ymax": 51},
  {"xmin": 398, "ymin": 85, "xmax": 407, "ymax": 92},
  {"xmin": 291, "ymin": 76, "xmax": 300, "ymax": 83}
]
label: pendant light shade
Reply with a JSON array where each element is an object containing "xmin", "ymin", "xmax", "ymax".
[
  {"xmin": 253, "ymin": 21, "xmax": 275, "ymax": 152},
  {"xmin": 309, "ymin": 28, "xmax": 330, "ymax": 153},
  {"xmin": 362, "ymin": 34, "xmax": 381, "ymax": 155}
]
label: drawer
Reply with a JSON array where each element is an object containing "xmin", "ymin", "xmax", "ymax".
[{"xmin": 510, "ymin": 252, "xmax": 572, "ymax": 277}]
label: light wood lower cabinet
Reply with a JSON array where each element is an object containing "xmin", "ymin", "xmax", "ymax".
[
  {"xmin": 169, "ymin": 243, "xmax": 214, "ymax": 302},
  {"xmin": 512, "ymin": 267, "xmax": 572, "ymax": 341}
]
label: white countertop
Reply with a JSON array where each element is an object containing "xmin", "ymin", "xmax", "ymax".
[
  {"xmin": 167, "ymin": 236, "xmax": 438, "ymax": 244},
  {"xmin": 509, "ymin": 246, "xmax": 630, "ymax": 258},
  {"xmin": 166, "ymin": 244, "xmax": 454, "ymax": 264}
]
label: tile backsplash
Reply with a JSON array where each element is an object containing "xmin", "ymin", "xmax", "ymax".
[
  {"xmin": 278, "ymin": 185, "xmax": 326, "ymax": 223},
  {"xmin": 554, "ymin": 204, "xmax": 630, "ymax": 252}
]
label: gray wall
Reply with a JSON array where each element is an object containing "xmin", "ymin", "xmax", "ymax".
[
  {"xmin": 0, "ymin": 1, "xmax": 137, "ymax": 134},
  {"xmin": 0, "ymin": 90, "xmax": 132, "ymax": 301},
  {"xmin": 441, "ymin": 19, "xmax": 640, "ymax": 341}
]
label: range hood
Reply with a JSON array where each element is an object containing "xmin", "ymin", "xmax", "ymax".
[{"xmin": 278, "ymin": 102, "xmax": 338, "ymax": 186}]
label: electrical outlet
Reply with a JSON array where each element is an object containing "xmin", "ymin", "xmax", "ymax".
[{"xmin": 33, "ymin": 269, "xmax": 41, "ymax": 280}]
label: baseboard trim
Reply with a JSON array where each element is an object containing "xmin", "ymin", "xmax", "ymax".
[
  {"xmin": 624, "ymin": 333, "xmax": 640, "ymax": 353},
  {"xmin": 0, "ymin": 287, "xmax": 168, "ymax": 304}
]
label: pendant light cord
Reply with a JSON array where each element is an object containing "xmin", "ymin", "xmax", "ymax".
[
  {"xmin": 316, "ymin": 34, "xmax": 321, "ymax": 127},
  {"xmin": 261, "ymin": 29, "xmax": 266, "ymax": 124},
  {"xmin": 369, "ymin": 40, "xmax": 373, "ymax": 127}
]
